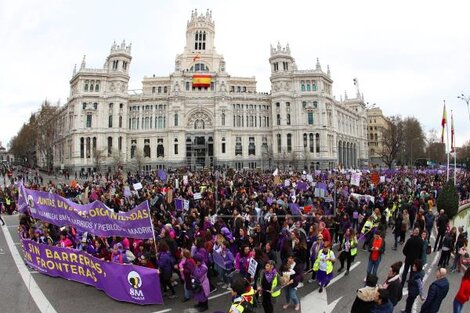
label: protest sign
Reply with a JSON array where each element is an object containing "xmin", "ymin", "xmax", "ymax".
[
  {"xmin": 21, "ymin": 238, "xmax": 163, "ymax": 305},
  {"xmin": 193, "ymin": 192, "xmax": 202, "ymax": 200},
  {"xmin": 18, "ymin": 184, "xmax": 153, "ymax": 239},
  {"xmin": 133, "ymin": 183, "xmax": 143, "ymax": 190},
  {"xmin": 350, "ymin": 172, "xmax": 361, "ymax": 186},
  {"xmin": 248, "ymin": 258, "xmax": 258, "ymax": 278}
]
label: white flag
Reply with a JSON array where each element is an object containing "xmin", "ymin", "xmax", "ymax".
[{"xmin": 273, "ymin": 168, "xmax": 279, "ymax": 176}]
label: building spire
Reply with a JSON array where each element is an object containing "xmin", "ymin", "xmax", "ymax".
[
  {"xmin": 316, "ymin": 57, "xmax": 321, "ymax": 70},
  {"xmin": 81, "ymin": 55, "xmax": 86, "ymax": 69}
]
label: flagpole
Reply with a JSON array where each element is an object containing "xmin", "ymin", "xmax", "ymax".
[
  {"xmin": 446, "ymin": 101, "xmax": 450, "ymax": 182},
  {"xmin": 453, "ymin": 110, "xmax": 457, "ymax": 183}
]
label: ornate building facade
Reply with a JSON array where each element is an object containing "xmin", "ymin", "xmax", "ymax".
[
  {"xmin": 367, "ymin": 107, "xmax": 390, "ymax": 166},
  {"xmin": 52, "ymin": 10, "xmax": 368, "ymax": 173}
]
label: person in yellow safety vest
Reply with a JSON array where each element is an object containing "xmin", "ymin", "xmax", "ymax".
[
  {"xmin": 228, "ymin": 275, "xmax": 255, "ymax": 313},
  {"xmin": 313, "ymin": 241, "xmax": 336, "ymax": 293},
  {"xmin": 338, "ymin": 228, "xmax": 357, "ymax": 275},
  {"xmin": 257, "ymin": 260, "xmax": 281, "ymax": 313},
  {"xmin": 361, "ymin": 216, "xmax": 374, "ymax": 250}
]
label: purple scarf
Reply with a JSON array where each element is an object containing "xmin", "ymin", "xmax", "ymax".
[{"xmin": 265, "ymin": 268, "xmax": 277, "ymax": 283}]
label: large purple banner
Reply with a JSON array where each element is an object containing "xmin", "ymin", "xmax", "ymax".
[
  {"xmin": 18, "ymin": 184, "xmax": 153, "ymax": 239},
  {"xmin": 21, "ymin": 238, "xmax": 164, "ymax": 305}
]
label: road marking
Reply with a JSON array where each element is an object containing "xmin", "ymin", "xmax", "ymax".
[
  {"xmin": 411, "ymin": 252, "xmax": 440, "ymax": 313},
  {"xmin": 152, "ymin": 309, "xmax": 172, "ymax": 313},
  {"xmin": 1, "ymin": 224, "xmax": 57, "ymax": 313},
  {"xmin": 301, "ymin": 261, "xmax": 361, "ymax": 313},
  {"xmin": 208, "ymin": 290, "xmax": 231, "ymax": 300}
]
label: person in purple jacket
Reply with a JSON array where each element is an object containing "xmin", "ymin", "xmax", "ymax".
[
  {"xmin": 192, "ymin": 253, "xmax": 210, "ymax": 312},
  {"xmin": 157, "ymin": 241, "xmax": 176, "ymax": 299}
]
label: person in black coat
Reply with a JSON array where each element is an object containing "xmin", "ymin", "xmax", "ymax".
[
  {"xmin": 401, "ymin": 227, "xmax": 424, "ymax": 286},
  {"xmin": 420, "ymin": 268, "xmax": 449, "ymax": 313},
  {"xmin": 381, "ymin": 261, "xmax": 403, "ymax": 307},
  {"xmin": 433, "ymin": 210, "xmax": 449, "ymax": 251},
  {"xmin": 403, "ymin": 259, "xmax": 425, "ymax": 313}
]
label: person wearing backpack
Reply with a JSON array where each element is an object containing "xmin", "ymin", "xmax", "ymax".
[{"xmin": 401, "ymin": 259, "xmax": 424, "ymax": 313}]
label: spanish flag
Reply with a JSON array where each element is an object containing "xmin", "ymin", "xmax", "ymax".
[
  {"xmin": 441, "ymin": 103, "xmax": 447, "ymax": 143},
  {"xmin": 192, "ymin": 74, "xmax": 211, "ymax": 87}
]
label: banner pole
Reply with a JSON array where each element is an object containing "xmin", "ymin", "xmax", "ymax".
[{"xmin": 146, "ymin": 200, "xmax": 158, "ymax": 255}]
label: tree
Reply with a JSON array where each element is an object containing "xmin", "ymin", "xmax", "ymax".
[
  {"xmin": 92, "ymin": 148, "xmax": 106, "ymax": 173},
  {"xmin": 437, "ymin": 179, "xmax": 459, "ymax": 219},
  {"xmin": 458, "ymin": 140, "xmax": 470, "ymax": 169},
  {"xmin": 401, "ymin": 117, "xmax": 426, "ymax": 166},
  {"xmin": 35, "ymin": 101, "xmax": 60, "ymax": 172},
  {"xmin": 110, "ymin": 149, "xmax": 125, "ymax": 172},
  {"xmin": 381, "ymin": 115, "xmax": 403, "ymax": 169}
]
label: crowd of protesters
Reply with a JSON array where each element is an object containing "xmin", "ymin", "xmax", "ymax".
[{"xmin": 1, "ymin": 165, "xmax": 470, "ymax": 313}]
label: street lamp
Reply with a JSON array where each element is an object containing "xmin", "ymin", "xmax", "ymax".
[{"xmin": 457, "ymin": 93, "xmax": 470, "ymax": 123}]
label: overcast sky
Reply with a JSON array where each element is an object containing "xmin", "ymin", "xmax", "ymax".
[{"xmin": 1, "ymin": 0, "xmax": 469, "ymax": 149}]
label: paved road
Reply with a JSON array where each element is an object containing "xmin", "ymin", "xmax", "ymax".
[{"xmin": 0, "ymin": 212, "xmax": 465, "ymax": 313}]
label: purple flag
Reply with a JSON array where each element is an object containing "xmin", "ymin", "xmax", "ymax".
[
  {"xmin": 316, "ymin": 182, "xmax": 328, "ymax": 191},
  {"xmin": 296, "ymin": 181, "xmax": 308, "ymax": 191},
  {"xmin": 19, "ymin": 186, "xmax": 153, "ymax": 239},
  {"xmin": 21, "ymin": 238, "xmax": 163, "ymax": 305},
  {"xmin": 267, "ymin": 197, "xmax": 274, "ymax": 205},
  {"xmin": 289, "ymin": 203, "xmax": 300, "ymax": 215},
  {"xmin": 174, "ymin": 199, "xmax": 184, "ymax": 211},
  {"xmin": 158, "ymin": 169, "xmax": 167, "ymax": 181}
]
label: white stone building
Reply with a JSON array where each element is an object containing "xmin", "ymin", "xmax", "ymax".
[{"xmin": 52, "ymin": 10, "xmax": 368, "ymax": 174}]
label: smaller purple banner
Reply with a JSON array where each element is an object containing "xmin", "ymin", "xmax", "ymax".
[{"xmin": 21, "ymin": 238, "xmax": 163, "ymax": 305}]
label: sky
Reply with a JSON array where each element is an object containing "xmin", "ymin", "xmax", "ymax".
[{"xmin": 1, "ymin": 0, "xmax": 470, "ymax": 149}]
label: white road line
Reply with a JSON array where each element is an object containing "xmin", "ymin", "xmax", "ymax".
[
  {"xmin": 409, "ymin": 252, "xmax": 440, "ymax": 313},
  {"xmin": 208, "ymin": 290, "xmax": 231, "ymax": 300},
  {"xmin": 328, "ymin": 261, "xmax": 361, "ymax": 286},
  {"xmin": 151, "ymin": 309, "xmax": 172, "ymax": 313},
  {"xmin": 1, "ymin": 224, "xmax": 57, "ymax": 313}
]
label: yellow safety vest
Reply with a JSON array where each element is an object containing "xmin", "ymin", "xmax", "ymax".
[
  {"xmin": 361, "ymin": 220, "xmax": 372, "ymax": 234},
  {"xmin": 313, "ymin": 250, "xmax": 334, "ymax": 274},
  {"xmin": 343, "ymin": 237, "xmax": 358, "ymax": 256},
  {"xmin": 229, "ymin": 289, "xmax": 255, "ymax": 313},
  {"xmin": 271, "ymin": 275, "xmax": 281, "ymax": 297}
]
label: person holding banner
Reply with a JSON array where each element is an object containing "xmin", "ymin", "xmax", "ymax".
[
  {"xmin": 257, "ymin": 260, "xmax": 281, "ymax": 313},
  {"xmin": 281, "ymin": 254, "xmax": 302, "ymax": 311}
]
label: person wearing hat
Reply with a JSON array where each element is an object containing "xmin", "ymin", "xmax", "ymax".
[
  {"xmin": 257, "ymin": 260, "xmax": 281, "ymax": 313},
  {"xmin": 367, "ymin": 230, "xmax": 385, "ymax": 277},
  {"xmin": 313, "ymin": 241, "xmax": 336, "ymax": 293},
  {"xmin": 192, "ymin": 253, "xmax": 210, "ymax": 312}
]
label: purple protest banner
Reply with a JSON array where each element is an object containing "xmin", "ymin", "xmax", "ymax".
[
  {"xmin": 18, "ymin": 184, "xmax": 153, "ymax": 239},
  {"xmin": 212, "ymin": 251, "xmax": 226, "ymax": 270},
  {"xmin": 21, "ymin": 238, "xmax": 164, "ymax": 305},
  {"xmin": 289, "ymin": 203, "xmax": 301, "ymax": 215},
  {"xmin": 296, "ymin": 181, "xmax": 308, "ymax": 191}
]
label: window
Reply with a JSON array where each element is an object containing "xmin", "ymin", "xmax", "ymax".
[
  {"xmin": 221, "ymin": 112, "xmax": 225, "ymax": 126},
  {"xmin": 174, "ymin": 113, "xmax": 179, "ymax": 126},
  {"xmin": 105, "ymin": 137, "xmax": 111, "ymax": 156},
  {"xmin": 306, "ymin": 84, "xmax": 311, "ymax": 91},
  {"xmin": 95, "ymin": 82, "xmax": 99, "ymax": 92},
  {"xmin": 118, "ymin": 136, "xmax": 122, "ymax": 152},
  {"xmin": 84, "ymin": 81, "xmax": 89, "ymax": 91},
  {"xmin": 86, "ymin": 114, "xmax": 92, "ymax": 128},
  {"xmin": 93, "ymin": 103, "xmax": 97, "ymax": 110},
  {"xmin": 163, "ymin": 86, "xmax": 167, "ymax": 93},
  {"xmin": 119, "ymin": 116, "xmax": 122, "ymax": 128},
  {"xmin": 235, "ymin": 137, "xmax": 242, "ymax": 156},
  {"xmin": 144, "ymin": 145, "xmax": 151, "ymax": 158},
  {"xmin": 112, "ymin": 60, "xmax": 118, "ymax": 70},
  {"xmin": 90, "ymin": 81, "xmax": 94, "ymax": 91},
  {"xmin": 286, "ymin": 114, "xmax": 291, "ymax": 125},
  {"xmin": 174, "ymin": 138, "xmax": 178, "ymax": 155},
  {"xmin": 157, "ymin": 139, "xmax": 164, "ymax": 157},
  {"xmin": 80, "ymin": 137, "xmax": 84, "ymax": 158},
  {"xmin": 152, "ymin": 86, "xmax": 156, "ymax": 93},
  {"xmin": 287, "ymin": 134, "xmax": 292, "ymax": 152},
  {"xmin": 303, "ymin": 133, "xmax": 308, "ymax": 148},
  {"xmin": 301, "ymin": 84, "xmax": 305, "ymax": 91},
  {"xmin": 273, "ymin": 62, "xmax": 279, "ymax": 71},
  {"xmin": 186, "ymin": 82, "xmax": 190, "ymax": 91},
  {"xmin": 194, "ymin": 30, "xmax": 206, "ymax": 50},
  {"xmin": 308, "ymin": 112, "xmax": 314, "ymax": 125},
  {"xmin": 283, "ymin": 61, "xmax": 288, "ymax": 71},
  {"xmin": 276, "ymin": 134, "xmax": 281, "ymax": 153},
  {"xmin": 277, "ymin": 114, "xmax": 281, "ymax": 126},
  {"xmin": 313, "ymin": 101, "xmax": 318, "ymax": 108},
  {"xmin": 248, "ymin": 137, "xmax": 256, "ymax": 156},
  {"xmin": 108, "ymin": 115, "xmax": 113, "ymax": 128},
  {"xmin": 211, "ymin": 82, "xmax": 214, "ymax": 91},
  {"xmin": 276, "ymin": 102, "xmax": 280, "ymax": 109},
  {"xmin": 312, "ymin": 83, "xmax": 317, "ymax": 91},
  {"xmin": 222, "ymin": 142, "xmax": 226, "ymax": 153},
  {"xmin": 123, "ymin": 61, "xmax": 127, "ymax": 70},
  {"xmin": 309, "ymin": 133, "xmax": 314, "ymax": 152},
  {"xmin": 316, "ymin": 133, "xmax": 320, "ymax": 153}
]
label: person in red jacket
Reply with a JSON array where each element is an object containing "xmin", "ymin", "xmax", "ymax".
[{"xmin": 454, "ymin": 267, "xmax": 470, "ymax": 313}]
